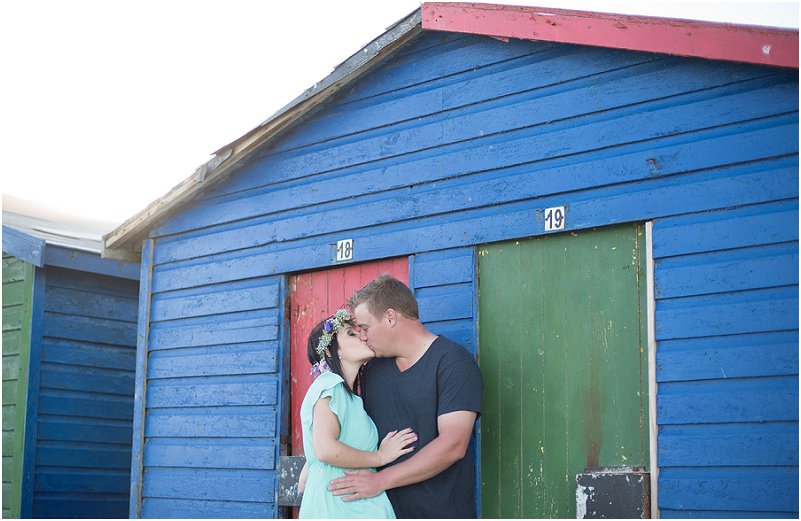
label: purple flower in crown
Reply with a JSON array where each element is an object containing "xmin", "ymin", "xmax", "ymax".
[{"xmin": 323, "ymin": 320, "xmax": 334, "ymax": 334}]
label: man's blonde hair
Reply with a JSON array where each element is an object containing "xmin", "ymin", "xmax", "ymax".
[{"xmin": 349, "ymin": 274, "xmax": 419, "ymax": 320}]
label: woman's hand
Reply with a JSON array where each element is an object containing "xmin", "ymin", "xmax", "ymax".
[
  {"xmin": 377, "ymin": 428, "xmax": 417, "ymax": 466},
  {"xmin": 298, "ymin": 461, "xmax": 309, "ymax": 493}
]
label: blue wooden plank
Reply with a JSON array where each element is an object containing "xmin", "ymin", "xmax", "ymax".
[
  {"xmin": 416, "ymin": 283, "xmax": 473, "ymax": 322},
  {"xmin": 37, "ymin": 416, "xmax": 133, "ymax": 445},
  {"xmin": 141, "ymin": 467, "xmax": 275, "ymax": 502},
  {"xmin": 653, "ymin": 199, "xmax": 799, "ymax": 258},
  {"xmin": 39, "ymin": 362, "xmax": 134, "ymax": 396},
  {"xmin": 657, "ymin": 331, "xmax": 798, "ymax": 382},
  {"xmin": 44, "ymin": 285, "xmax": 138, "ymax": 322},
  {"xmin": 255, "ymin": 49, "xmax": 662, "ymax": 164},
  {"xmin": 146, "ymin": 375, "xmax": 277, "ymax": 408},
  {"xmin": 656, "ymin": 286, "xmax": 798, "ymax": 341},
  {"xmin": 144, "ymin": 406, "xmax": 276, "ymax": 438},
  {"xmin": 150, "ymin": 282, "xmax": 279, "ymax": 322},
  {"xmin": 660, "ymin": 509, "xmax": 799, "ymax": 518},
  {"xmin": 413, "ymin": 248, "xmax": 474, "ymax": 288},
  {"xmin": 37, "ymin": 391, "xmax": 134, "ymax": 421},
  {"xmin": 147, "ymin": 342, "xmax": 278, "ymax": 379},
  {"xmin": 424, "ymin": 319, "xmax": 475, "ymax": 355},
  {"xmin": 252, "ymin": 61, "xmax": 779, "ymax": 183},
  {"xmin": 45, "ymin": 266, "xmax": 139, "ymax": 298},
  {"xmin": 275, "ymin": 275, "xmax": 291, "ymax": 446},
  {"xmin": 43, "ymin": 245, "xmax": 139, "ymax": 280},
  {"xmin": 658, "ymin": 421, "xmax": 798, "ymax": 467},
  {"xmin": 148, "ymin": 158, "xmax": 798, "ymax": 292},
  {"xmin": 148, "ymin": 315, "xmax": 278, "ymax": 349},
  {"xmin": 2, "ymin": 225, "xmax": 45, "ymax": 267},
  {"xmin": 658, "ymin": 466, "xmax": 798, "ymax": 512},
  {"xmin": 34, "ymin": 469, "xmax": 129, "ymax": 493},
  {"xmin": 657, "ymin": 375, "xmax": 798, "ymax": 424},
  {"xmin": 266, "ymin": 45, "xmax": 577, "ymax": 156},
  {"xmin": 41, "ymin": 339, "xmax": 136, "ymax": 372},
  {"xmin": 20, "ymin": 265, "xmax": 45, "ymax": 518},
  {"xmin": 34, "ymin": 496, "xmax": 129, "ymax": 519},
  {"xmin": 141, "ymin": 497, "xmax": 274, "ymax": 518},
  {"xmin": 43, "ymin": 312, "xmax": 137, "ymax": 347},
  {"xmin": 36, "ymin": 444, "xmax": 132, "ymax": 469},
  {"xmin": 130, "ymin": 239, "xmax": 152, "ymax": 519},
  {"xmin": 654, "ymin": 242, "xmax": 798, "ymax": 299},
  {"xmin": 143, "ymin": 437, "xmax": 275, "ymax": 470},
  {"xmin": 335, "ymin": 34, "xmax": 551, "ymax": 105},
  {"xmin": 155, "ymin": 79, "xmax": 797, "ymax": 240}
]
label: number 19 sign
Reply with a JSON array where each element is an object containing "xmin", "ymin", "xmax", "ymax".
[{"xmin": 544, "ymin": 206, "xmax": 565, "ymax": 232}]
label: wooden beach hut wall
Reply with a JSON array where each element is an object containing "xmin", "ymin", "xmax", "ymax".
[
  {"xmin": 103, "ymin": 3, "xmax": 799, "ymax": 519},
  {"xmin": 2, "ymin": 214, "xmax": 140, "ymax": 518}
]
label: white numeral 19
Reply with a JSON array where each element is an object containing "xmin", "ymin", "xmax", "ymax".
[{"xmin": 544, "ymin": 206, "xmax": 565, "ymax": 231}]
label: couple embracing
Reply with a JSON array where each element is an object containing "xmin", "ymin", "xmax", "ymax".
[{"xmin": 298, "ymin": 275, "xmax": 483, "ymax": 518}]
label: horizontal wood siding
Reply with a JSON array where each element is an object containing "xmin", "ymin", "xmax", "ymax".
[
  {"xmin": 138, "ymin": 267, "xmax": 281, "ymax": 518},
  {"xmin": 2, "ymin": 254, "xmax": 34, "ymax": 519},
  {"xmin": 653, "ymin": 199, "xmax": 799, "ymax": 517},
  {"xmin": 146, "ymin": 33, "xmax": 798, "ymax": 516},
  {"xmin": 32, "ymin": 266, "xmax": 139, "ymax": 518}
]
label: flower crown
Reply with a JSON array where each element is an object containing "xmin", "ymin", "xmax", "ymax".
[{"xmin": 316, "ymin": 308, "xmax": 352, "ymax": 356}]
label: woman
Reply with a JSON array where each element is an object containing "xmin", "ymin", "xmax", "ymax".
[{"xmin": 298, "ymin": 308, "xmax": 416, "ymax": 518}]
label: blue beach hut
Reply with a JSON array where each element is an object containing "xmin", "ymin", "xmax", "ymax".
[
  {"xmin": 102, "ymin": 3, "xmax": 798, "ymax": 518},
  {"xmin": 3, "ymin": 211, "xmax": 140, "ymax": 518}
]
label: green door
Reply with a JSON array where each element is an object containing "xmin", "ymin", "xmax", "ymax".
[{"xmin": 478, "ymin": 224, "xmax": 649, "ymax": 518}]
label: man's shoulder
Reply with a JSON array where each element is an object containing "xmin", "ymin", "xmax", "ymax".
[{"xmin": 432, "ymin": 336, "xmax": 476, "ymax": 363}]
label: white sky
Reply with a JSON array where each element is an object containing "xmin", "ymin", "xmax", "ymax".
[{"xmin": 1, "ymin": 1, "xmax": 798, "ymax": 228}]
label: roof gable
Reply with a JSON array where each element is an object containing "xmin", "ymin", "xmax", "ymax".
[{"xmin": 102, "ymin": 2, "xmax": 798, "ymax": 259}]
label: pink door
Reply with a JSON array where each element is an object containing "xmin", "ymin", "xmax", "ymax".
[{"xmin": 288, "ymin": 258, "xmax": 409, "ymax": 456}]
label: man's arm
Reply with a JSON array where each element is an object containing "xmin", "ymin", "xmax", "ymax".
[{"xmin": 328, "ymin": 410, "xmax": 477, "ymax": 501}]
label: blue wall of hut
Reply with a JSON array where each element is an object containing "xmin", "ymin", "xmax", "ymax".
[
  {"xmin": 134, "ymin": 32, "xmax": 799, "ymax": 518},
  {"xmin": 1, "ymin": 238, "xmax": 140, "ymax": 518}
]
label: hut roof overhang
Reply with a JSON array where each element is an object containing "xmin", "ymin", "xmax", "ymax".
[
  {"xmin": 3, "ymin": 212, "xmax": 140, "ymax": 279},
  {"xmin": 102, "ymin": 2, "xmax": 799, "ymax": 260}
]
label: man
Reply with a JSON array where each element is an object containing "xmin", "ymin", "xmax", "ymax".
[{"xmin": 328, "ymin": 274, "xmax": 483, "ymax": 518}]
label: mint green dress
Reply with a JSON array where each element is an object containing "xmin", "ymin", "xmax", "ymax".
[{"xmin": 298, "ymin": 371, "xmax": 395, "ymax": 519}]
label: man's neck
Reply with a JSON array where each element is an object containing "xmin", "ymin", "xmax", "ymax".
[{"xmin": 394, "ymin": 326, "xmax": 438, "ymax": 372}]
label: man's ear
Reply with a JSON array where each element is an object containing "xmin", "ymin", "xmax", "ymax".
[{"xmin": 385, "ymin": 308, "xmax": 397, "ymax": 327}]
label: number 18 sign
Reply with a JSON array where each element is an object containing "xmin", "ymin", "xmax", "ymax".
[{"xmin": 544, "ymin": 206, "xmax": 565, "ymax": 232}]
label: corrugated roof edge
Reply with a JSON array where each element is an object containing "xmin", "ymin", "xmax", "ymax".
[
  {"xmin": 102, "ymin": 7, "xmax": 423, "ymax": 260},
  {"xmin": 102, "ymin": 2, "xmax": 798, "ymax": 260}
]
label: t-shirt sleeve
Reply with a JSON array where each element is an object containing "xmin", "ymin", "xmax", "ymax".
[{"xmin": 437, "ymin": 351, "xmax": 483, "ymax": 417}]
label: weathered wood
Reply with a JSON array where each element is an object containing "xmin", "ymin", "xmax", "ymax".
[
  {"xmin": 657, "ymin": 375, "xmax": 798, "ymax": 424},
  {"xmin": 479, "ymin": 225, "xmax": 649, "ymax": 518},
  {"xmin": 144, "ymin": 438, "xmax": 275, "ymax": 470},
  {"xmin": 576, "ymin": 469, "xmax": 650, "ymax": 519},
  {"xmin": 144, "ymin": 406, "xmax": 276, "ymax": 438},
  {"xmin": 278, "ymin": 455, "xmax": 306, "ymax": 507},
  {"xmin": 422, "ymin": 2, "xmax": 799, "ymax": 68}
]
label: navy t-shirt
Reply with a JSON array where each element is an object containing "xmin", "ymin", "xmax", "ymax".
[{"xmin": 362, "ymin": 336, "xmax": 483, "ymax": 519}]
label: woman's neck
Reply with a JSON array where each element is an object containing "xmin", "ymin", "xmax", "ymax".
[{"xmin": 340, "ymin": 360, "xmax": 361, "ymax": 392}]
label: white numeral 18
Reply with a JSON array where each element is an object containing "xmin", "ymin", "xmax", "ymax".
[{"xmin": 336, "ymin": 239, "xmax": 353, "ymax": 262}]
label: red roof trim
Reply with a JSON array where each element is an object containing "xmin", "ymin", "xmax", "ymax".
[{"xmin": 422, "ymin": 2, "xmax": 799, "ymax": 69}]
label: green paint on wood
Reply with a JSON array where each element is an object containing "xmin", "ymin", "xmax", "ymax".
[
  {"xmin": 478, "ymin": 225, "xmax": 649, "ymax": 518},
  {"xmin": 2, "ymin": 254, "xmax": 35, "ymax": 519}
]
